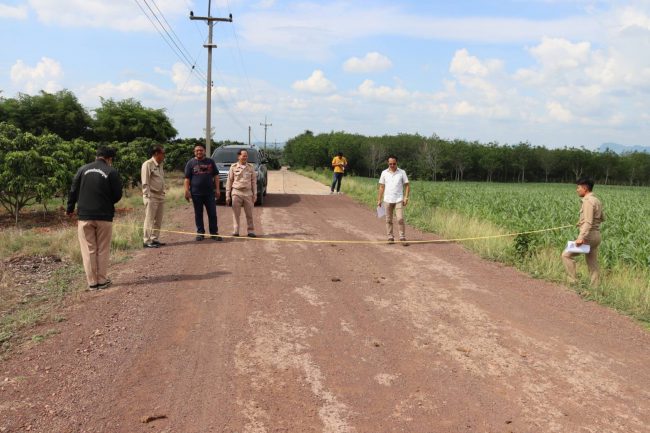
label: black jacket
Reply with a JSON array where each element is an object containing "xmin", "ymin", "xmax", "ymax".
[{"xmin": 66, "ymin": 159, "xmax": 123, "ymax": 221}]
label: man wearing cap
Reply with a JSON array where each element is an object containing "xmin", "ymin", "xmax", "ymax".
[
  {"xmin": 66, "ymin": 146, "xmax": 123, "ymax": 290},
  {"xmin": 141, "ymin": 145, "xmax": 166, "ymax": 248}
]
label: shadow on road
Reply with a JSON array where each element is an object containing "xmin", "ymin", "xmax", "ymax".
[
  {"xmin": 258, "ymin": 193, "xmax": 302, "ymax": 208},
  {"xmin": 120, "ymin": 271, "xmax": 231, "ymax": 286}
]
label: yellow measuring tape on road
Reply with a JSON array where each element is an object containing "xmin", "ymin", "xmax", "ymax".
[{"xmin": 116, "ymin": 222, "xmax": 574, "ymax": 245}]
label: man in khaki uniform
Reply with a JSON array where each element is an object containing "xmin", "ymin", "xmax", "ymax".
[
  {"xmin": 562, "ymin": 177, "xmax": 605, "ymax": 285},
  {"xmin": 141, "ymin": 145, "xmax": 166, "ymax": 248},
  {"xmin": 226, "ymin": 149, "xmax": 257, "ymax": 237}
]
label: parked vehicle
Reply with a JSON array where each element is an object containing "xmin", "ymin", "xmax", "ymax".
[{"xmin": 211, "ymin": 145, "xmax": 268, "ymax": 205}]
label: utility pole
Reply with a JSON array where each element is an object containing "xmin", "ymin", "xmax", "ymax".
[
  {"xmin": 248, "ymin": 125, "xmax": 251, "ymax": 146},
  {"xmin": 190, "ymin": 4, "xmax": 232, "ymax": 156},
  {"xmin": 260, "ymin": 116, "xmax": 272, "ymax": 151}
]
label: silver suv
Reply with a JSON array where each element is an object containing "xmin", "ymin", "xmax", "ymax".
[{"xmin": 211, "ymin": 145, "xmax": 268, "ymax": 205}]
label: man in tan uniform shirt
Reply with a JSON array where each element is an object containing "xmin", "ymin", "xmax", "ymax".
[
  {"xmin": 141, "ymin": 145, "xmax": 166, "ymax": 248},
  {"xmin": 226, "ymin": 149, "xmax": 257, "ymax": 237},
  {"xmin": 562, "ymin": 177, "xmax": 605, "ymax": 286}
]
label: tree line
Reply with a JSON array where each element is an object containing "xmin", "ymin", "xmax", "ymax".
[
  {"xmin": 0, "ymin": 89, "xmax": 264, "ymax": 223},
  {"xmin": 283, "ymin": 131, "xmax": 650, "ymax": 186}
]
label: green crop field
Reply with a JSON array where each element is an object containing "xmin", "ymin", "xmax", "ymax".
[
  {"xmin": 411, "ymin": 181, "xmax": 650, "ymax": 269},
  {"xmin": 300, "ymin": 169, "xmax": 650, "ymax": 323}
]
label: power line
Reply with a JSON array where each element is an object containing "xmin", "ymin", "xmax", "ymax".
[
  {"xmin": 133, "ymin": 0, "xmax": 208, "ymax": 84},
  {"xmin": 149, "ymin": 0, "xmax": 196, "ymax": 68},
  {"xmin": 141, "ymin": 0, "xmax": 204, "ymax": 78}
]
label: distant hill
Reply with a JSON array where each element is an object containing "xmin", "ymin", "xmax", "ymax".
[{"xmin": 599, "ymin": 142, "xmax": 650, "ymax": 154}]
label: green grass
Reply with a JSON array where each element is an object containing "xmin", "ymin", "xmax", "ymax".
[{"xmin": 299, "ymin": 168, "xmax": 650, "ymax": 324}]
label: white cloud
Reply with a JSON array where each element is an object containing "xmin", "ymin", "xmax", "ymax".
[
  {"xmin": 447, "ymin": 49, "xmax": 505, "ymax": 105},
  {"xmin": 292, "ymin": 70, "xmax": 336, "ymax": 94},
  {"xmin": 528, "ymin": 37, "xmax": 591, "ymax": 71},
  {"xmin": 356, "ymin": 79, "xmax": 409, "ymax": 101},
  {"xmin": 546, "ymin": 101, "xmax": 573, "ymax": 122},
  {"xmin": 452, "ymin": 101, "xmax": 478, "ymax": 116},
  {"xmin": 10, "ymin": 57, "xmax": 63, "ymax": 94},
  {"xmin": 255, "ymin": 0, "xmax": 276, "ymax": 8},
  {"xmin": 235, "ymin": 100, "xmax": 271, "ymax": 113},
  {"xmin": 0, "ymin": 3, "xmax": 28, "ymax": 19},
  {"xmin": 450, "ymin": 49, "xmax": 489, "ymax": 76},
  {"xmin": 27, "ymin": 0, "xmax": 186, "ymax": 31},
  {"xmin": 239, "ymin": 3, "xmax": 602, "ymax": 60},
  {"xmin": 343, "ymin": 52, "xmax": 392, "ymax": 73},
  {"xmin": 84, "ymin": 79, "xmax": 169, "ymax": 101},
  {"xmin": 617, "ymin": 6, "xmax": 650, "ymax": 31}
]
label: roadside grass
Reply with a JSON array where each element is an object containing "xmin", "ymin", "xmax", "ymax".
[
  {"xmin": 0, "ymin": 173, "xmax": 187, "ymax": 355},
  {"xmin": 298, "ymin": 168, "xmax": 650, "ymax": 325}
]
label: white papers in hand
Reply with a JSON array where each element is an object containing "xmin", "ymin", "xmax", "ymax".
[
  {"xmin": 564, "ymin": 241, "xmax": 591, "ymax": 254},
  {"xmin": 376, "ymin": 205, "xmax": 385, "ymax": 218}
]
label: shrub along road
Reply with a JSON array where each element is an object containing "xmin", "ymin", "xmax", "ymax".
[{"xmin": 1, "ymin": 169, "xmax": 649, "ymax": 433}]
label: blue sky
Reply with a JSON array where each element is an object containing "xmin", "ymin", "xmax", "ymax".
[{"xmin": 1, "ymin": 0, "xmax": 649, "ymax": 149}]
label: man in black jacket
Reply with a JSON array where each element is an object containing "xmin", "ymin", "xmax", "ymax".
[{"xmin": 66, "ymin": 147, "xmax": 123, "ymax": 290}]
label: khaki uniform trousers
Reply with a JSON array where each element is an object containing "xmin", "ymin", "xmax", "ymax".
[
  {"xmin": 78, "ymin": 220, "xmax": 112, "ymax": 286},
  {"xmin": 143, "ymin": 196, "xmax": 165, "ymax": 243},
  {"xmin": 232, "ymin": 194, "xmax": 254, "ymax": 234},
  {"xmin": 384, "ymin": 201, "xmax": 405, "ymax": 240},
  {"xmin": 561, "ymin": 231, "xmax": 601, "ymax": 286}
]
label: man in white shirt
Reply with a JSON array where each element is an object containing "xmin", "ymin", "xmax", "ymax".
[{"xmin": 377, "ymin": 155, "xmax": 410, "ymax": 243}]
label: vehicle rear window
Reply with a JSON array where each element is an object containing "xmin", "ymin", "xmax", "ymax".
[{"xmin": 212, "ymin": 148, "xmax": 259, "ymax": 164}]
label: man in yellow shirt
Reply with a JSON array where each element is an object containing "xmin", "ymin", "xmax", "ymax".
[{"xmin": 330, "ymin": 151, "xmax": 348, "ymax": 194}]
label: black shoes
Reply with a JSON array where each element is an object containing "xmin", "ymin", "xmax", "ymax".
[
  {"xmin": 247, "ymin": 233, "xmax": 257, "ymax": 238},
  {"xmin": 152, "ymin": 240, "xmax": 166, "ymax": 246},
  {"xmin": 143, "ymin": 242, "xmax": 159, "ymax": 248},
  {"xmin": 89, "ymin": 279, "xmax": 112, "ymax": 291},
  {"xmin": 196, "ymin": 234, "xmax": 222, "ymax": 241}
]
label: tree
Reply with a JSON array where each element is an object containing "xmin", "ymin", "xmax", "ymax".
[
  {"xmin": 619, "ymin": 151, "xmax": 650, "ymax": 186},
  {"xmin": 365, "ymin": 141, "xmax": 386, "ymax": 178},
  {"xmin": 598, "ymin": 148, "xmax": 618, "ymax": 185},
  {"xmin": 93, "ymin": 98, "xmax": 177, "ymax": 143},
  {"xmin": 479, "ymin": 143, "xmax": 502, "ymax": 182},
  {"xmin": 0, "ymin": 90, "xmax": 92, "ymax": 140},
  {"xmin": 449, "ymin": 140, "xmax": 471, "ymax": 181},
  {"xmin": 111, "ymin": 138, "xmax": 156, "ymax": 189},
  {"xmin": 419, "ymin": 135, "xmax": 444, "ymax": 181},
  {"xmin": 535, "ymin": 146, "xmax": 557, "ymax": 182},
  {"xmin": 511, "ymin": 142, "xmax": 533, "ymax": 182},
  {"xmin": 560, "ymin": 147, "xmax": 591, "ymax": 181},
  {"xmin": 0, "ymin": 123, "xmax": 65, "ymax": 223}
]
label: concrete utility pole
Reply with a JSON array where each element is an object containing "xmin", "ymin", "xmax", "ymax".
[
  {"xmin": 190, "ymin": 3, "xmax": 232, "ymax": 156},
  {"xmin": 260, "ymin": 116, "xmax": 272, "ymax": 151}
]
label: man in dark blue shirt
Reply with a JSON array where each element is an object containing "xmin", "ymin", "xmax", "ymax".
[{"xmin": 184, "ymin": 144, "xmax": 222, "ymax": 241}]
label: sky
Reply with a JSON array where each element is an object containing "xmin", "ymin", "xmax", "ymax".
[{"xmin": 1, "ymin": 0, "xmax": 650, "ymax": 149}]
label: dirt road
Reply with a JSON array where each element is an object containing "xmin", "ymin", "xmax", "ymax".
[{"xmin": 2, "ymin": 169, "xmax": 649, "ymax": 433}]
